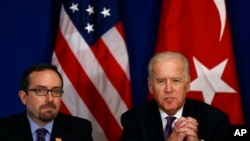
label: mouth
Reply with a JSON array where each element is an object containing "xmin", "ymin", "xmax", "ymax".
[
  {"xmin": 165, "ymin": 97, "xmax": 175, "ymax": 102},
  {"xmin": 40, "ymin": 104, "xmax": 57, "ymax": 110},
  {"xmin": 42, "ymin": 107, "xmax": 56, "ymax": 110},
  {"xmin": 40, "ymin": 107, "xmax": 56, "ymax": 113}
]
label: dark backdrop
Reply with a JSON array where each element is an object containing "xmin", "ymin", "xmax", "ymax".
[{"xmin": 0, "ymin": 0, "xmax": 249, "ymax": 124}]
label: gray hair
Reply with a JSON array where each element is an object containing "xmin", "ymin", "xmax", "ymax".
[{"xmin": 147, "ymin": 51, "xmax": 190, "ymax": 81}]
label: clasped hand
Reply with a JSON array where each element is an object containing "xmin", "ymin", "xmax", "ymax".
[{"xmin": 166, "ymin": 116, "xmax": 199, "ymax": 141}]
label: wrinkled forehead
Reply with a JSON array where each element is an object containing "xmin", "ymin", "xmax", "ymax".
[
  {"xmin": 151, "ymin": 58, "xmax": 189, "ymax": 81},
  {"xmin": 153, "ymin": 59, "xmax": 185, "ymax": 73}
]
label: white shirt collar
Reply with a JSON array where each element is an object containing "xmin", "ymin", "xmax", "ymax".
[
  {"xmin": 159, "ymin": 106, "xmax": 183, "ymax": 129},
  {"xmin": 27, "ymin": 113, "xmax": 54, "ymax": 134}
]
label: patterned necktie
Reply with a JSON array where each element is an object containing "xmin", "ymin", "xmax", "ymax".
[
  {"xmin": 36, "ymin": 128, "xmax": 47, "ymax": 141},
  {"xmin": 164, "ymin": 116, "xmax": 176, "ymax": 139}
]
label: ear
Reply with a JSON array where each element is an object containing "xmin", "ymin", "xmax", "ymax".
[
  {"xmin": 186, "ymin": 80, "xmax": 190, "ymax": 93},
  {"xmin": 19, "ymin": 90, "xmax": 27, "ymax": 105},
  {"xmin": 147, "ymin": 77, "xmax": 154, "ymax": 94}
]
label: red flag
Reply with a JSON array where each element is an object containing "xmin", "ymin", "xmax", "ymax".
[
  {"xmin": 51, "ymin": 0, "xmax": 132, "ymax": 140},
  {"xmin": 154, "ymin": 0, "xmax": 244, "ymax": 124}
]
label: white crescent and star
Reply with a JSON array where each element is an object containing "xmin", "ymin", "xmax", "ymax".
[
  {"xmin": 214, "ymin": 0, "xmax": 226, "ymax": 41},
  {"xmin": 190, "ymin": 0, "xmax": 236, "ymax": 104},
  {"xmin": 190, "ymin": 57, "xmax": 236, "ymax": 104}
]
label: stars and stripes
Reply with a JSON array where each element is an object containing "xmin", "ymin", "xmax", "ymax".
[{"xmin": 52, "ymin": 0, "xmax": 132, "ymax": 140}]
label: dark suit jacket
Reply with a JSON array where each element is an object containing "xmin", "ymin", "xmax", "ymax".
[
  {"xmin": 0, "ymin": 112, "xmax": 93, "ymax": 141},
  {"xmin": 120, "ymin": 99, "xmax": 230, "ymax": 141}
]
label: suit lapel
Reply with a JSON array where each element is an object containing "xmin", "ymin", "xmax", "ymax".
[
  {"xmin": 146, "ymin": 100, "xmax": 165, "ymax": 141},
  {"xmin": 182, "ymin": 99, "xmax": 201, "ymax": 123},
  {"xmin": 13, "ymin": 112, "xmax": 33, "ymax": 141},
  {"xmin": 183, "ymin": 99, "xmax": 195, "ymax": 116},
  {"xmin": 50, "ymin": 113, "xmax": 66, "ymax": 141}
]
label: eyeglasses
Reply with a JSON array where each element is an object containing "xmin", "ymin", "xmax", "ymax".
[{"xmin": 26, "ymin": 88, "xmax": 64, "ymax": 97}]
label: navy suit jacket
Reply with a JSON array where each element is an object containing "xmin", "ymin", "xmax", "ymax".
[
  {"xmin": 0, "ymin": 112, "xmax": 93, "ymax": 141},
  {"xmin": 120, "ymin": 99, "xmax": 230, "ymax": 141}
]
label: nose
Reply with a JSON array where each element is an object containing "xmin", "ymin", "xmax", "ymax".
[
  {"xmin": 164, "ymin": 81, "xmax": 172, "ymax": 92},
  {"xmin": 46, "ymin": 91, "xmax": 54, "ymax": 102}
]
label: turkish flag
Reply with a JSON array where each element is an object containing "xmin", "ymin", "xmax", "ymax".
[{"xmin": 154, "ymin": 0, "xmax": 244, "ymax": 124}]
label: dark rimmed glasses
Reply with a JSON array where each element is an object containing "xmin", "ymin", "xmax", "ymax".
[{"xmin": 26, "ymin": 88, "xmax": 64, "ymax": 97}]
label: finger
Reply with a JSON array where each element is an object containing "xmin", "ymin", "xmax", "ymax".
[
  {"xmin": 175, "ymin": 117, "xmax": 198, "ymax": 129},
  {"xmin": 174, "ymin": 117, "xmax": 186, "ymax": 127},
  {"xmin": 175, "ymin": 118, "xmax": 189, "ymax": 128},
  {"xmin": 174, "ymin": 118, "xmax": 198, "ymax": 132},
  {"xmin": 186, "ymin": 121, "xmax": 198, "ymax": 132},
  {"xmin": 175, "ymin": 126, "xmax": 198, "ymax": 137},
  {"xmin": 184, "ymin": 128, "xmax": 198, "ymax": 137},
  {"xmin": 186, "ymin": 116, "xmax": 199, "ymax": 126}
]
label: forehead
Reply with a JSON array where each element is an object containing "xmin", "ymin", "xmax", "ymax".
[
  {"xmin": 28, "ymin": 69, "xmax": 62, "ymax": 86},
  {"xmin": 152, "ymin": 58, "xmax": 185, "ymax": 77}
]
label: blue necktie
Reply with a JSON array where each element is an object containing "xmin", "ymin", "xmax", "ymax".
[
  {"xmin": 164, "ymin": 116, "xmax": 176, "ymax": 139},
  {"xmin": 37, "ymin": 128, "xmax": 47, "ymax": 141}
]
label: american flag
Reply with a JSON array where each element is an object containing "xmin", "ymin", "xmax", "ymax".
[{"xmin": 51, "ymin": 0, "xmax": 132, "ymax": 140}]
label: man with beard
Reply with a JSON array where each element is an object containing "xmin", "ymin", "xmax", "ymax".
[{"xmin": 0, "ymin": 63, "xmax": 93, "ymax": 141}]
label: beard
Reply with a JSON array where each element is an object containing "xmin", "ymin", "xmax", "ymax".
[{"xmin": 38, "ymin": 103, "xmax": 58, "ymax": 122}]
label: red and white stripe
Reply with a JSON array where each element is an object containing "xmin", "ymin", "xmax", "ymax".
[{"xmin": 52, "ymin": 5, "xmax": 132, "ymax": 141}]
